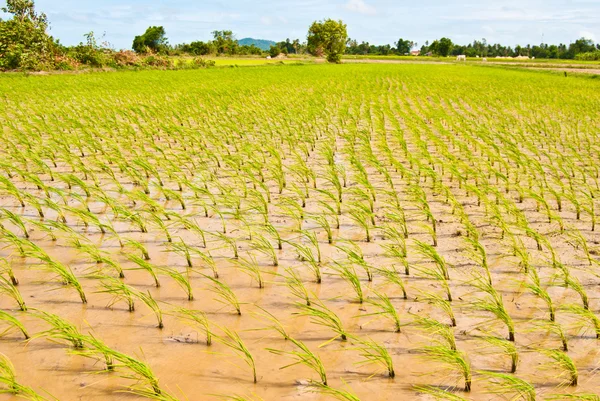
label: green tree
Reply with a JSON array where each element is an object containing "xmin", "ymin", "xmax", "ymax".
[
  {"xmin": 212, "ymin": 30, "xmax": 238, "ymax": 55},
  {"xmin": 307, "ymin": 19, "xmax": 348, "ymax": 63},
  {"xmin": 0, "ymin": 0, "xmax": 59, "ymax": 70},
  {"xmin": 437, "ymin": 37, "xmax": 453, "ymax": 57},
  {"xmin": 395, "ymin": 38, "xmax": 413, "ymax": 55},
  {"xmin": 132, "ymin": 26, "xmax": 168, "ymax": 53}
]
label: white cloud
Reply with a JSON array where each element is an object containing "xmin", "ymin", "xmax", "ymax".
[
  {"xmin": 579, "ymin": 31, "xmax": 596, "ymax": 41},
  {"xmin": 345, "ymin": 0, "xmax": 376, "ymax": 15}
]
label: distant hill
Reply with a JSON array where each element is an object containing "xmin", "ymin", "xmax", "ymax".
[{"xmin": 239, "ymin": 38, "xmax": 276, "ymax": 51}]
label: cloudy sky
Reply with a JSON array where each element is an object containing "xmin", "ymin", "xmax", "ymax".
[{"xmin": 10, "ymin": 0, "xmax": 599, "ymax": 49}]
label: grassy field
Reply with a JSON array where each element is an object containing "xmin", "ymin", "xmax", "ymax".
[{"xmin": 1, "ymin": 64, "xmax": 600, "ymax": 400}]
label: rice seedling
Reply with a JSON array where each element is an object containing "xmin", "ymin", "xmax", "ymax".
[
  {"xmin": 0, "ymin": 273, "xmax": 26, "ymax": 311},
  {"xmin": 524, "ymin": 269, "xmax": 556, "ymax": 321},
  {"xmin": 470, "ymin": 276, "xmax": 515, "ymax": 341},
  {"xmin": 361, "ymin": 290, "xmax": 401, "ymax": 332},
  {"xmin": 282, "ymin": 267, "xmax": 312, "ymax": 306},
  {"xmin": 375, "ymin": 266, "xmax": 408, "ymax": 299},
  {"xmin": 330, "ymin": 261, "xmax": 364, "ymax": 303},
  {"xmin": 478, "ymin": 371, "xmax": 535, "ymax": 401},
  {"xmin": 336, "ymin": 242, "xmax": 373, "ymax": 282},
  {"xmin": 479, "ymin": 336, "xmax": 519, "ymax": 373},
  {"xmin": 0, "ymin": 310, "xmax": 29, "ymax": 339},
  {"xmin": 562, "ymin": 304, "xmax": 600, "ymax": 339},
  {"xmin": 0, "ymin": 208, "xmax": 29, "ymax": 238},
  {"xmin": 158, "ymin": 267, "xmax": 193, "ymax": 300},
  {"xmin": 30, "ymin": 310, "xmax": 85, "ymax": 349},
  {"xmin": 412, "ymin": 314, "xmax": 456, "ymax": 350},
  {"xmin": 251, "ymin": 305, "xmax": 289, "ymax": 340},
  {"xmin": 134, "ymin": 290, "xmax": 164, "ymax": 329},
  {"xmin": 214, "ymin": 326, "xmax": 257, "ymax": 383},
  {"xmin": 310, "ymin": 214, "xmax": 333, "ymax": 244},
  {"xmin": 123, "ymin": 238, "xmax": 151, "ymax": 260},
  {"xmin": 347, "ymin": 202, "xmax": 374, "ymax": 242},
  {"xmin": 211, "ymin": 231, "xmax": 239, "ymax": 259},
  {"xmin": 93, "ymin": 278, "xmax": 134, "ymax": 311},
  {"xmin": 287, "ymin": 239, "xmax": 322, "ymax": 284},
  {"xmin": 203, "ymin": 274, "xmax": 242, "ymax": 315},
  {"xmin": 267, "ymin": 336, "xmax": 327, "ymax": 384},
  {"xmin": 349, "ymin": 335, "xmax": 395, "ymax": 378},
  {"xmin": 127, "ymin": 254, "xmax": 161, "ymax": 288},
  {"xmin": 421, "ymin": 345, "xmax": 472, "ymax": 392},
  {"xmin": 308, "ymin": 381, "xmax": 361, "ymax": 401},
  {"xmin": 170, "ymin": 307, "xmax": 212, "ymax": 345},
  {"xmin": 296, "ymin": 298, "xmax": 348, "ymax": 345},
  {"xmin": 419, "ymin": 291, "xmax": 457, "ymax": 327},
  {"xmin": 530, "ymin": 319, "xmax": 569, "ymax": 351},
  {"xmin": 414, "ymin": 385, "xmax": 469, "ymax": 400},
  {"xmin": 249, "ymin": 234, "xmax": 278, "ymax": 267},
  {"xmin": 539, "ymin": 349, "xmax": 578, "ymax": 386},
  {"xmin": 105, "ymin": 347, "xmax": 163, "ymax": 395},
  {"xmin": 413, "ymin": 240, "xmax": 450, "ymax": 280}
]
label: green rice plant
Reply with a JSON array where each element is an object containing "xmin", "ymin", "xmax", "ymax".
[
  {"xmin": 0, "ymin": 273, "xmax": 26, "ymax": 311},
  {"xmin": 422, "ymin": 345, "xmax": 472, "ymax": 392},
  {"xmin": 158, "ymin": 267, "xmax": 193, "ymax": 300},
  {"xmin": 470, "ymin": 276, "xmax": 514, "ymax": 341},
  {"xmin": 203, "ymin": 274, "xmax": 241, "ymax": 315},
  {"xmin": 277, "ymin": 196, "xmax": 303, "ymax": 230},
  {"xmin": 0, "ymin": 227, "xmax": 29, "ymax": 256},
  {"xmin": 524, "ymin": 269, "xmax": 555, "ymax": 321},
  {"xmin": 0, "ymin": 259, "xmax": 18, "ymax": 286},
  {"xmin": 43, "ymin": 260, "xmax": 87, "ymax": 304},
  {"xmin": 251, "ymin": 305, "xmax": 289, "ymax": 340},
  {"xmin": 123, "ymin": 238, "xmax": 151, "ymax": 260},
  {"xmin": 267, "ymin": 336, "xmax": 327, "ymax": 384},
  {"xmin": 105, "ymin": 347, "xmax": 162, "ymax": 395},
  {"xmin": 316, "ymin": 189, "xmax": 341, "ymax": 222},
  {"xmin": 0, "ymin": 353, "xmax": 51, "ymax": 400},
  {"xmin": 211, "ymin": 231, "xmax": 239, "ymax": 259},
  {"xmin": 414, "ymin": 262, "xmax": 453, "ymax": 302},
  {"xmin": 97, "ymin": 277, "xmax": 136, "ymax": 311},
  {"xmin": 234, "ymin": 254, "xmax": 264, "ymax": 289},
  {"xmin": 308, "ymin": 380, "xmax": 361, "ymax": 401},
  {"xmin": 336, "ymin": 242, "xmax": 373, "ymax": 281},
  {"xmin": 375, "ymin": 266, "xmax": 407, "ymax": 299},
  {"xmin": 414, "ymin": 385, "xmax": 468, "ymax": 400},
  {"xmin": 478, "ymin": 371, "xmax": 535, "ymax": 401},
  {"xmin": 147, "ymin": 213, "xmax": 172, "ymax": 243},
  {"xmin": 480, "ymin": 336, "xmax": 519, "ymax": 373},
  {"xmin": 127, "ymin": 254, "xmax": 161, "ymax": 288},
  {"xmin": 0, "ymin": 208, "xmax": 29, "ymax": 238},
  {"xmin": 558, "ymin": 274, "xmax": 590, "ymax": 310},
  {"xmin": 31, "ymin": 310, "xmax": 84, "ymax": 348},
  {"xmin": 170, "ymin": 307, "xmax": 212, "ymax": 345},
  {"xmin": 562, "ymin": 304, "xmax": 600, "ymax": 339},
  {"xmin": 282, "ymin": 267, "xmax": 311, "ymax": 306},
  {"xmin": 539, "ymin": 349, "xmax": 578, "ymax": 386},
  {"xmin": 263, "ymin": 222, "xmax": 283, "ymax": 250},
  {"xmin": 350, "ymin": 335, "xmax": 395, "ymax": 378},
  {"xmin": 214, "ymin": 326, "xmax": 257, "ymax": 383},
  {"xmin": 0, "ymin": 310, "xmax": 29, "ymax": 339},
  {"xmin": 530, "ymin": 319, "xmax": 569, "ymax": 351},
  {"xmin": 287, "ymin": 240, "xmax": 322, "ymax": 283},
  {"xmin": 413, "ymin": 240, "xmax": 450, "ymax": 280},
  {"xmin": 412, "ymin": 314, "xmax": 456, "ymax": 350},
  {"xmin": 330, "ymin": 262, "xmax": 363, "ymax": 303},
  {"xmin": 361, "ymin": 290, "xmax": 401, "ymax": 332},
  {"xmin": 380, "ymin": 224, "xmax": 409, "ymax": 275},
  {"xmin": 301, "ymin": 230, "xmax": 322, "ymax": 264},
  {"xmin": 296, "ymin": 298, "xmax": 348, "ymax": 346},
  {"xmin": 133, "ymin": 290, "xmax": 164, "ymax": 329},
  {"xmin": 250, "ymin": 234, "xmax": 278, "ymax": 267},
  {"xmin": 310, "ymin": 214, "xmax": 333, "ymax": 244},
  {"xmin": 420, "ymin": 291, "xmax": 457, "ymax": 327},
  {"xmin": 347, "ymin": 202, "xmax": 374, "ymax": 242},
  {"xmin": 68, "ymin": 333, "xmax": 115, "ymax": 371}
]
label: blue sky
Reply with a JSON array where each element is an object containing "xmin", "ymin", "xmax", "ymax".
[{"xmin": 10, "ymin": 0, "xmax": 600, "ymax": 49}]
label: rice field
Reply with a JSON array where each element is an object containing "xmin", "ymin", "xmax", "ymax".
[{"xmin": 0, "ymin": 63, "xmax": 600, "ymax": 400}]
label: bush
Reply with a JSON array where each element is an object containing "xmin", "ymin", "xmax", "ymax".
[{"xmin": 575, "ymin": 52, "xmax": 600, "ymax": 61}]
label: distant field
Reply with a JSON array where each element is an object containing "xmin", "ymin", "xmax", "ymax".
[{"xmin": 1, "ymin": 63, "xmax": 600, "ymax": 401}]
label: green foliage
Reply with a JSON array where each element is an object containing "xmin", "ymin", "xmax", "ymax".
[
  {"xmin": 132, "ymin": 26, "xmax": 168, "ymax": 54},
  {"xmin": 0, "ymin": 0, "xmax": 59, "ymax": 70},
  {"xmin": 307, "ymin": 19, "xmax": 348, "ymax": 63}
]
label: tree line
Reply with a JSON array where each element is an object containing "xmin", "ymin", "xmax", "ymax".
[{"xmin": 1, "ymin": 0, "xmax": 598, "ymax": 71}]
